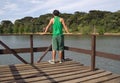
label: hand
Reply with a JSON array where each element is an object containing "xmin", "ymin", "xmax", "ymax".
[
  {"xmin": 40, "ymin": 32, "xmax": 46, "ymax": 35},
  {"xmin": 66, "ymin": 32, "xmax": 72, "ymax": 34},
  {"xmin": 64, "ymin": 32, "xmax": 72, "ymax": 35}
]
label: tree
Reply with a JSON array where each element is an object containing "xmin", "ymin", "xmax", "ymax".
[
  {"xmin": 0, "ymin": 24, "xmax": 3, "ymax": 33},
  {"xmin": 1, "ymin": 20, "xmax": 13, "ymax": 33},
  {"xmin": 1, "ymin": 10, "xmax": 120, "ymax": 34}
]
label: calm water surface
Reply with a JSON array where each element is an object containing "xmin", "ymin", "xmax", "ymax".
[{"xmin": 0, "ymin": 35, "xmax": 120, "ymax": 74}]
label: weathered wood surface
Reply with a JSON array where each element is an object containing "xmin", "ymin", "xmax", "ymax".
[{"xmin": 0, "ymin": 61, "xmax": 120, "ymax": 83}]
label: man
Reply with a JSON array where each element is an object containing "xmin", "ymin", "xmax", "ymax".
[{"xmin": 42, "ymin": 10, "xmax": 69, "ymax": 64}]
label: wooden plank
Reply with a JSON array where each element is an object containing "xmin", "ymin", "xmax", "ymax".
[
  {"xmin": 30, "ymin": 35, "xmax": 34, "ymax": 64},
  {"xmin": 0, "ymin": 65, "xmax": 87, "ymax": 75},
  {"xmin": 29, "ymin": 70, "xmax": 105, "ymax": 83},
  {"xmin": 0, "ymin": 61, "xmax": 51, "ymax": 69},
  {"xmin": 96, "ymin": 51, "xmax": 120, "ymax": 61},
  {"xmin": 0, "ymin": 60, "xmax": 76, "ymax": 69},
  {"xmin": 0, "ymin": 33, "xmax": 120, "ymax": 36},
  {"xmin": 61, "ymin": 71, "xmax": 112, "ymax": 83},
  {"xmin": 6, "ymin": 66, "xmax": 88, "ymax": 78},
  {"xmin": 0, "ymin": 64, "xmax": 87, "ymax": 75},
  {"xmin": 102, "ymin": 77, "xmax": 120, "ymax": 83},
  {"xmin": 1, "ymin": 68, "xmax": 91, "ymax": 83},
  {"xmin": 0, "ymin": 67, "xmax": 89, "ymax": 82},
  {"xmin": 0, "ymin": 40, "xmax": 28, "ymax": 64},
  {"xmin": 91, "ymin": 35, "xmax": 96, "ymax": 71},
  {"xmin": 0, "ymin": 61, "xmax": 85, "ymax": 75},
  {"xmin": 0, "ymin": 64, "xmax": 88, "ymax": 78},
  {"xmin": 64, "ymin": 46, "xmax": 91, "ymax": 54},
  {"xmin": 0, "ymin": 60, "xmax": 120, "ymax": 83},
  {"xmin": 37, "ymin": 44, "xmax": 52, "ymax": 63},
  {"xmin": 0, "ymin": 47, "xmax": 51, "ymax": 54},
  {"xmin": 0, "ymin": 61, "xmax": 82, "ymax": 72},
  {"xmin": 82, "ymin": 74, "xmax": 120, "ymax": 83},
  {"xmin": 0, "ymin": 61, "xmax": 87, "ymax": 82},
  {"xmin": 1, "ymin": 47, "xmax": 120, "ymax": 61},
  {"xmin": 0, "ymin": 65, "xmax": 84, "ymax": 76}
]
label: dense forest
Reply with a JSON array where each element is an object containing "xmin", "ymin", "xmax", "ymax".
[{"xmin": 0, "ymin": 10, "xmax": 120, "ymax": 34}]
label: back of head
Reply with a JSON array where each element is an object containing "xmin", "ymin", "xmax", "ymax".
[{"xmin": 53, "ymin": 10, "xmax": 60, "ymax": 16}]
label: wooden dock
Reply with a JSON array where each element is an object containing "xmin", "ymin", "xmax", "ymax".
[
  {"xmin": 0, "ymin": 60, "xmax": 120, "ymax": 83},
  {"xmin": 0, "ymin": 35, "xmax": 120, "ymax": 83}
]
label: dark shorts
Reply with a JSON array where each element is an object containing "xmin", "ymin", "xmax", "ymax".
[{"xmin": 52, "ymin": 35, "xmax": 64, "ymax": 51}]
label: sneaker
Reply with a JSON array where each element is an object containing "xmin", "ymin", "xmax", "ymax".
[
  {"xmin": 59, "ymin": 61, "xmax": 62, "ymax": 64},
  {"xmin": 48, "ymin": 60, "xmax": 55, "ymax": 64},
  {"xmin": 59, "ymin": 59, "xmax": 64, "ymax": 64}
]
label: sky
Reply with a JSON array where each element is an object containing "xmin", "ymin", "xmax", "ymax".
[{"xmin": 0, "ymin": 0, "xmax": 120, "ymax": 23}]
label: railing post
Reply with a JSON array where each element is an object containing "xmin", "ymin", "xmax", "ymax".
[
  {"xmin": 30, "ymin": 35, "xmax": 34, "ymax": 64},
  {"xmin": 62, "ymin": 51, "xmax": 65, "ymax": 60},
  {"xmin": 62, "ymin": 36, "xmax": 65, "ymax": 60},
  {"xmin": 91, "ymin": 35, "xmax": 96, "ymax": 71}
]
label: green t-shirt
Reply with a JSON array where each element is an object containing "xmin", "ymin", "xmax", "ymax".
[{"xmin": 52, "ymin": 16, "xmax": 63, "ymax": 36}]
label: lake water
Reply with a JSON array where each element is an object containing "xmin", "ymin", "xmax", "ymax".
[{"xmin": 0, "ymin": 35, "xmax": 120, "ymax": 74}]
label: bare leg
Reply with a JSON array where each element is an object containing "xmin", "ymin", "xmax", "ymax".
[
  {"xmin": 52, "ymin": 50, "xmax": 56, "ymax": 61},
  {"xmin": 59, "ymin": 51, "xmax": 63, "ymax": 61}
]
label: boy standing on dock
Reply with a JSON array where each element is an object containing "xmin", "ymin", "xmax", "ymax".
[{"xmin": 41, "ymin": 10, "xmax": 69, "ymax": 64}]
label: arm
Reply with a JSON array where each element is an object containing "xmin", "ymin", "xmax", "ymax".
[
  {"xmin": 61, "ymin": 18, "xmax": 69, "ymax": 33},
  {"xmin": 43, "ymin": 18, "xmax": 53, "ymax": 34}
]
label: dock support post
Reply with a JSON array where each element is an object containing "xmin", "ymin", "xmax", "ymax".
[
  {"xmin": 30, "ymin": 35, "xmax": 34, "ymax": 64},
  {"xmin": 91, "ymin": 35, "xmax": 96, "ymax": 71}
]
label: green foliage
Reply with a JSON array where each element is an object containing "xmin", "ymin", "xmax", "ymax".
[
  {"xmin": 0, "ymin": 10, "xmax": 120, "ymax": 34},
  {"xmin": 97, "ymin": 26, "xmax": 105, "ymax": 35},
  {"xmin": 0, "ymin": 24, "xmax": 3, "ymax": 33},
  {"xmin": 82, "ymin": 26, "xmax": 92, "ymax": 35},
  {"xmin": 0, "ymin": 20, "xmax": 13, "ymax": 33}
]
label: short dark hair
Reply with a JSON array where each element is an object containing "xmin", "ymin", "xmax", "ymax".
[{"xmin": 53, "ymin": 10, "xmax": 60, "ymax": 16}]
